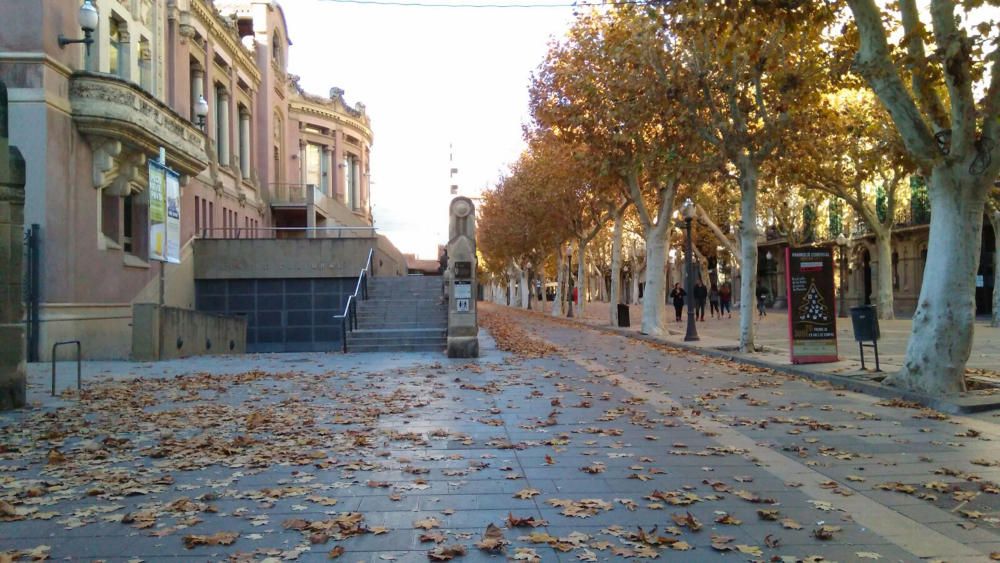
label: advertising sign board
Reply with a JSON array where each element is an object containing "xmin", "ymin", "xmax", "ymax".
[{"xmin": 785, "ymin": 246, "xmax": 839, "ymax": 364}]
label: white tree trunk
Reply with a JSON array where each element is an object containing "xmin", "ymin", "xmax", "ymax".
[
  {"xmin": 992, "ymin": 210, "xmax": 1000, "ymax": 328},
  {"xmin": 552, "ymin": 247, "xmax": 565, "ymax": 317},
  {"xmin": 610, "ymin": 209, "xmax": 624, "ymax": 326},
  {"xmin": 738, "ymin": 159, "xmax": 759, "ymax": 353},
  {"xmin": 508, "ymin": 273, "xmax": 516, "ymax": 307},
  {"xmin": 519, "ymin": 269, "xmax": 529, "ymax": 309},
  {"xmin": 874, "ymin": 228, "xmax": 895, "ymax": 320},
  {"xmin": 889, "ymin": 167, "xmax": 989, "ymax": 394},
  {"xmin": 576, "ymin": 239, "xmax": 586, "ymax": 317},
  {"xmin": 641, "ymin": 230, "xmax": 669, "ymax": 336}
]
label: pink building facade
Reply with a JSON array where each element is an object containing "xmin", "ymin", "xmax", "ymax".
[{"xmin": 0, "ymin": 0, "xmax": 373, "ymax": 359}]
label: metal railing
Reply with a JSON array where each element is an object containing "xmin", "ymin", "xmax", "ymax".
[
  {"xmin": 335, "ymin": 248, "xmax": 375, "ymax": 353},
  {"xmin": 196, "ymin": 226, "xmax": 377, "ymax": 240}
]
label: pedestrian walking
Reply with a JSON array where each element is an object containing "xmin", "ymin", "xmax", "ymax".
[
  {"xmin": 719, "ymin": 282, "xmax": 732, "ymax": 318},
  {"xmin": 709, "ymin": 283, "xmax": 721, "ymax": 318},
  {"xmin": 670, "ymin": 283, "xmax": 686, "ymax": 322},
  {"xmin": 694, "ymin": 279, "xmax": 708, "ymax": 321},
  {"xmin": 756, "ymin": 286, "xmax": 769, "ymax": 318}
]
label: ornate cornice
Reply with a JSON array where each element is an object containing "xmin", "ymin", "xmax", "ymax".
[
  {"xmin": 289, "ymin": 98, "xmax": 373, "ymax": 145},
  {"xmin": 69, "ymin": 72, "xmax": 209, "ymax": 181},
  {"xmin": 189, "ymin": 0, "xmax": 261, "ymax": 86}
]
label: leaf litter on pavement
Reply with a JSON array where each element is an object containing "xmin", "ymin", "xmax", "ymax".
[{"xmin": 0, "ymin": 303, "xmax": 993, "ymax": 561}]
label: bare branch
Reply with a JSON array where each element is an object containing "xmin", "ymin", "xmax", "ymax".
[
  {"xmin": 928, "ymin": 0, "xmax": 977, "ymax": 156},
  {"xmin": 846, "ymin": 0, "xmax": 940, "ymax": 163},
  {"xmin": 899, "ymin": 0, "xmax": 949, "ymax": 132}
]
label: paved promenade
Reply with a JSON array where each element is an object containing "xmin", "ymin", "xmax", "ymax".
[
  {"xmin": 1, "ymin": 305, "xmax": 998, "ymax": 561},
  {"xmin": 572, "ymin": 300, "xmax": 1000, "ymax": 378}
]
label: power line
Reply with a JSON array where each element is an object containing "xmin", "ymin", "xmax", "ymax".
[{"xmin": 318, "ymin": 0, "xmax": 646, "ymax": 8}]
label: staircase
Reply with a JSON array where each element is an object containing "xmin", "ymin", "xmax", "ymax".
[{"xmin": 345, "ymin": 276, "xmax": 447, "ymax": 352}]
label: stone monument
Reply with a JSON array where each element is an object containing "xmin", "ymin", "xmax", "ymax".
[
  {"xmin": 446, "ymin": 197, "xmax": 479, "ymax": 358},
  {"xmin": 0, "ymin": 81, "xmax": 27, "ymax": 409}
]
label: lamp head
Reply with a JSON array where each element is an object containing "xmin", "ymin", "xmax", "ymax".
[
  {"xmin": 195, "ymin": 95, "xmax": 210, "ymax": 119},
  {"xmin": 79, "ymin": 0, "xmax": 99, "ymax": 33},
  {"xmin": 765, "ymin": 250, "xmax": 773, "ymax": 261},
  {"xmin": 681, "ymin": 197, "xmax": 696, "ymax": 220},
  {"xmin": 836, "ymin": 233, "xmax": 848, "ymax": 246}
]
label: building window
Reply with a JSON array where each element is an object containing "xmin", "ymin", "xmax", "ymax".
[
  {"xmin": 208, "ymin": 201, "xmax": 214, "ymax": 235},
  {"xmin": 101, "ymin": 192, "xmax": 119, "ymax": 243},
  {"xmin": 109, "ymin": 17, "xmax": 125, "ymax": 77},
  {"xmin": 138, "ymin": 37, "xmax": 152, "ymax": 91},
  {"xmin": 195, "ymin": 195, "xmax": 201, "ymax": 235},
  {"xmin": 272, "ymin": 32, "xmax": 282, "ymax": 65},
  {"xmin": 305, "ymin": 143, "xmax": 322, "ymax": 189}
]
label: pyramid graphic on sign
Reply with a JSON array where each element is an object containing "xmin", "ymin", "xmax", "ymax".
[{"xmin": 799, "ymin": 281, "xmax": 831, "ymax": 323}]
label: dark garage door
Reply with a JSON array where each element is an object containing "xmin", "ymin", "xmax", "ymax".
[{"xmin": 196, "ymin": 278, "xmax": 355, "ymax": 353}]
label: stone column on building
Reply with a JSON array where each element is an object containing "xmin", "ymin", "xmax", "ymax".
[
  {"xmin": 332, "ymin": 129, "xmax": 344, "ymax": 201},
  {"xmin": 217, "ymin": 87, "xmax": 230, "ymax": 168},
  {"xmin": 0, "ymin": 82, "xmax": 27, "ymax": 409},
  {"xmin": 299, "ymin": 141, "xmax": 307, "ymax": 187},
  {"xmin": 305, "ymin": 177, "xmax": 317, "ymax": 239},
  {"xmin": 323, "ymin": 145, "xmax": 332, "ymax": 197},
  {"xmin": 350, "ymin": 157, "xmax": 360, "ymax": 211},
  {"xmin": 239, "ymin": 107, "xmax": 251, "ymax": 180}
]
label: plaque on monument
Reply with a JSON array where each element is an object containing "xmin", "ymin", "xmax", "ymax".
[
  {"xmin": 454, "ymin": 261, "xmax": 472, "ymax": 279},
  {"xmin": 785, "ymin": 246, "xmax": 838, "ymax": 364},
  {"xmin": 454, "ymin": 281, "xmax": 472, "ymax": 299}
]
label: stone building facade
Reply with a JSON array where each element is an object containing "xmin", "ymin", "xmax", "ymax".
[{"xmin": 0, "ymin": 0, "xmax": 374, "ymax": 359}]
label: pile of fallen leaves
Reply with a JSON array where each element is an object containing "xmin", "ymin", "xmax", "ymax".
[{"xmin": 480, "ymin": 304, "xmax": 559, "ymax": 357}]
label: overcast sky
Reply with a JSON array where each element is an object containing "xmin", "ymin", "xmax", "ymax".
[{"xmin": 281, "ymin": 0, "xmax": 576, "ymax": 258}]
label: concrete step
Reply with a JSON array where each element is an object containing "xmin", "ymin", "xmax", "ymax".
[
  {"xmin": 346, "ymin": 342, "xmax": 446, "ymax": 353},
  {"xmin": 348, "ymin": 328, "xmax": 445, "ymax": 338}
]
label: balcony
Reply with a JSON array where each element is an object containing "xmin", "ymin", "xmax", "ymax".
[
  {"xmin": 269, "ymin": 183, "xmax": 370, "ymax": 229},
  {"xmin": 69, "ymin": 72, "xmax": 209, "ymax": 182}
]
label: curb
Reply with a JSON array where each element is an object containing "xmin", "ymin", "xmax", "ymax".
[{"xmin": 575, "ymin": 319, "xmax": 1000, "ymax": 416}]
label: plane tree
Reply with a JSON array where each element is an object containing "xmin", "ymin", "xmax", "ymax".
[{"xmin": 842, "ymin": 0, "xmax": 1000, "ymax": 393}]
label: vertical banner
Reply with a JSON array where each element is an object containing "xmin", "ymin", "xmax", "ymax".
[
  {"xmin": 148, "ymin": 160, "xmax": 167, "ymax": 262},
  {"xmin": 165, "ymin": 169, "xmax": 181, "ymax": 264},
  {"xmin": 785, "ymin": 246, "xmax": 838, "ymax": 364}
]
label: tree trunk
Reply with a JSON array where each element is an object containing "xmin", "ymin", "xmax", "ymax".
[
  {"xmin": 873, "ymin": 228, "xmax": 895, "ymax": 320},
  {"xmin": 738, "ymin": 158, "xmax": 760, "ymax": 353},
  {"xmin": 992, "ymin": 210, "xmax": 1000, "ymax": 328},
  {"xmin": 577, "ymin": 238, "xmax": 587, "ymax": 317},
  {"xmin": 631, "ymin": 257, "xmax": 641, "ymax": 305},
  {"xmin": 888, "ymin": 167, "xmax": 989, "ymax": 394},
  {"xmin": 610, "ymin": 208, "xmax": 624, "ymax": 326},
  {"xmin": 519, "ymin": 269, "xmax": 529, "ymax": 309},
  {"xmin": 552, "ymin": 247, "xmax": 564, "ymax": 317},
  {"xmin": 641, "ymin": 229, "xmax": 669, "ymax": 336},
  {"xmin": 508, "ymin": 271, "xmax": 516, "ymax": 307}
]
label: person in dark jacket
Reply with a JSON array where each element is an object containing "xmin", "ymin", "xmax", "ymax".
[
  {"xmin": 757, "ymin": 285, "xmax": 769, "ymax": 317},
  {"xmin": 719, "ymin": 282, "xmax": 732, "ymax": 318},
  {"xmin": 709, "ymin": 283, "xmax": 721, "ymax": 318},
  {"xmin": 669, "ymin": 283, "xmax": 686, "ymax": 322},
  {"xmin": 693, "ymin": 279, "xmax": 708, "ymax": 321}
]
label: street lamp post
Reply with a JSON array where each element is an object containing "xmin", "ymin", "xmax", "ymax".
[
  {"xmin": 566, "ymin": 248, "xmax": 574, "ymax": 319},
  {"xmin": 836, "ymin": 233, "xmax": 848, "ymax": 318},
  {"xmin": 195, "ymin": 96, "xmax": 209, "ymax": 131},
  {"xmin": 682, "ymin": 199, "xmax": 699, "ymax": 342}
]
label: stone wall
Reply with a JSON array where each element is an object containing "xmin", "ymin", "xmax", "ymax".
[
  {"xmin": 0, "ymin": 80, "xmax": 26, "ymax": 409},
  {"xmin": 132, "ymin": 304, "xmax": 247, "ymax": 361}
]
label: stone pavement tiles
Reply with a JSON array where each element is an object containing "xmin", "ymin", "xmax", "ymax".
[{"xmin": 0, "ymin": 307, "xmax": 998, "ymax": 561}]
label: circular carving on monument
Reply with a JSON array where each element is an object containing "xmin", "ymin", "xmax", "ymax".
[{"xmin": 452, "ymin": 199, "xmax": 472, "ymax": 217}]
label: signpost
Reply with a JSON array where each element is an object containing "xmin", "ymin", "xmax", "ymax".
[{"xmin": 785, "ymin": 246, "xmax": 838, "ymax": 364}]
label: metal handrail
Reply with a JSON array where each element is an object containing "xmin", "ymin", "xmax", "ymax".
[{"xmin": 334, "ymin": 248, "xmax": 375, "ymax": 352}]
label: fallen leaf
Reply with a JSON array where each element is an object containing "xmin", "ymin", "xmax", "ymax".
[
  {"xmin": 182, "ymin": 531, "xmax": 238, "ymax": 549},
  {"xmin": 428, "ymin": 544, "xmax": 467, "ymax": 561}
]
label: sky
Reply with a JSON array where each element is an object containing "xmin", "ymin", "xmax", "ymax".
[{"xmin": 280, "ymin": 0, "xmax": 578, "ymax": 259}]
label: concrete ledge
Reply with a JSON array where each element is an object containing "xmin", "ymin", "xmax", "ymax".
[
  {"xmin": 132, "ymin": 304, "xmax": 247, "ymax": 361},
  {"xmin": 586, "ymin": 323, "xmax": 1000, "ymax": 415}
]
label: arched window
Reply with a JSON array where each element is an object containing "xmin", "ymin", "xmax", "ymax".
[{"xmin": 272, "ymin": 32, "xmax": 282, "ymax": 66}]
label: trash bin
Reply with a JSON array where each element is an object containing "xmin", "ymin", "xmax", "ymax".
[
  {"xmin": 617, "ymin": 304, "xmax": 630, "ymax": 328},
  {"xmin": 849, "ymin": 305, "xmax": 880, "ymax": 342}
]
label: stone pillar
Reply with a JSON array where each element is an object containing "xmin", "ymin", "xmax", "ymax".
[
  {"xmin": 217, "ymin": 88, "xmax": 230, "ymax": 167},
  {"xmin": 332, "ymin": 130, "xmax": 344, "ymax": 201},
  {"xmin": 323, "ymin": 146, "xmax": 332, "ymax": 196},
  {"xmin": 239, "ymin": 107, "xmax": 251, "ymax": 180},
  {"xmin": 306, "ymin": 183, "xmax": 317, "ymax": 239},
  {"xmin": 0, "ymin": 82, "xmax": 27, "ymax": 409},
  {"xmin": 446, "ymin": 197, "xmax": 479, "ymax": 358}
]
